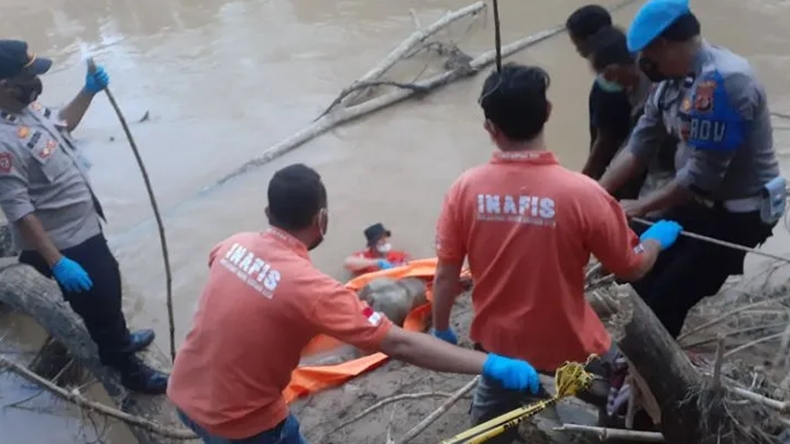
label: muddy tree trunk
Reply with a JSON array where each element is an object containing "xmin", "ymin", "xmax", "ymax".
[
  {"xmin": 0, "ymin": 223, "xmax": 14, "ymax": 258},
  {"xmin": 594, "ymin": 285, "xmax": 755, "ymax": 444},
  {"xmin": 0, "ymin": 258, "xmax": 194, "ymax": 444}
]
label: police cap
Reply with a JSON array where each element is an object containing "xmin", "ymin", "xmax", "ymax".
[
  {"xmin": 627, "ymin": 0, "xmax": 690, "ymax": 53},
  {"xmin": 0, "ymin": 40, "xmax": 52, "ymax": 80}
]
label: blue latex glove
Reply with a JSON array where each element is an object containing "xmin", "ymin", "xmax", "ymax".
[
  {"xmin": 639, "ymin": 220, "xmax": 683, "ymax": 250},
  {"xmin": 51, "ymin": 257, "xmax": 93, "ymax": 293},
  {"xmin": 376, "ymin": 259, "xmax": 394, "ymax": 270},
  {"xmin": 431, "ymin": 328, "xmax": 458, "ymax": 345},
  {"xmin": 85, "ymin": 65, "xmax": 110, "ymax": 94},
  {"xmin": 483, "ymin": 353, "xmax": 540, "ymax": 393}
]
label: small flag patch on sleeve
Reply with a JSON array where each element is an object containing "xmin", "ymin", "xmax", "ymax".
[{"xmin": 362, "ymin": 307, "xmax": 382, "ymax": 326}]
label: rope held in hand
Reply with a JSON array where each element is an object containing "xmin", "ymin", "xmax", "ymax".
[
  {"xmin": 86, "ymin": 59, "xmax": 177, "ymax": 362},
  {"xmin": 437, "ymin": 356, "xmax": 596, "ymax": 444},
  {"xmin": 631, "ymin": 217, "xmax": 790, "ymax": 264}
]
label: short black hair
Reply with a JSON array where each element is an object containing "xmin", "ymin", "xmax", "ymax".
[
  {"xmin": 587, "ymin": 26, "xmax": 634, "ymax": 72},
  {"xmin": 566, "ymin": 5, "xmax": 612, "ymax": 40},
  {"xmin": 659, "ymin": 12, "xmax": 701, "ymax": 42},
  {"xmin": 267, "ymin": 163, "xmax": 327, "ymax": 231},
  {"xmin": 479, "ymin": 63, "xmax": 550, "ymax": 142}
]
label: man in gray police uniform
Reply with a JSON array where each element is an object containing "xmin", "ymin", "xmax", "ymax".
[
  {"xmin": 0, "ymin": 40, "xmax": 168, "ymax": 394},
  {"xmin": 600, "ymin": 0, "xmax": 785, "ymax": 338}
]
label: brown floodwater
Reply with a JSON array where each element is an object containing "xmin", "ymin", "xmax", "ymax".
[{"xmin": 1, "ymin": 0, "xmax": 790, "ymax": 442}]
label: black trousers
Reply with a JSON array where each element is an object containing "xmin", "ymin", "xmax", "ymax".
[
  {"xmin": 19, "ymin": 234, "xmax": 133, "ymax": 368},
  {"xmin": 629, "ymin": 203, "xmax": 775, "ymax": 338}
]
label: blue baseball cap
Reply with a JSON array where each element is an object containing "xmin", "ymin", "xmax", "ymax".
[{"xmin": 627, "ymin": 0, "xmax": 690, "ymax": 53}]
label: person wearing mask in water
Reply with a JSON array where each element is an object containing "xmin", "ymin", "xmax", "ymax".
[
  {"xmin": 586, "ymin": 25, "xmax": 677, "ymax": 209},
  {"xmin": 343, "ymin": 222, "xmax": 410, "ymax": 275},
  {"xmin": 0, "ymin": 40, "xmax": 168, "ymax": 393},
  {"xmin": 566, "ymin": 5, "xmax": 643, "ymax": 199},
  {"xmin": 168, "ymin": 163, "xmax": 543, "ymax": 444},
  {"xmin": 600, "ymin": 0, "xmax": 785, "ymax": 338}
]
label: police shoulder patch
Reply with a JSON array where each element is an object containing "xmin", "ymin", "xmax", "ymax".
[
  {"xmin": 0, "ymin": 152, "xmax": 13, "ymax": 174},
  {"xmin": 693, "ymin": 80, "xmax": 717, "ymax": 113}
]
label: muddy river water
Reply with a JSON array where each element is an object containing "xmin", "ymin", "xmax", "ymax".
[{"xmin": 2, "ymin": 0, "xmax": 790, "ymax": 442}]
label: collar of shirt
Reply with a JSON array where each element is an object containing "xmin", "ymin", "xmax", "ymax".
[
  {"xmin": 264, "ymin": 227, "xmax": 310, "ymax": 260},
  {"xmin": 490, "ymin": 150, "xmax": 559, "ymax": 166},
  {"xmin": 685, "ymin": 40, "xmax": 714, "ymax": 85}
]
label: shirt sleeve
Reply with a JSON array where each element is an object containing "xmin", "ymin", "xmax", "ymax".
[
  {"xmin": 583, "ymin": 187, "xmax": 646, "ymax": 276},
  {"xmin": 308, "ymin": 275, "xmax": 394, "ymax": 351},
  {"xmin": 675, "ymin": 72, "xmax": 756, "ymax": 195},
  {"xmin": 0, "ymin": 142, "xmax": 34, "ymax": 223},
  {"xmin": 592, "ymin": 89, "xmax": 632, "ymax": 141},
  {"xmin": 626, "ymin": 83, "xmax": 669, "ymax": 162},
  {"xmin": 435, "ymin": 181, "xmax": 466, "ymax": 264}
]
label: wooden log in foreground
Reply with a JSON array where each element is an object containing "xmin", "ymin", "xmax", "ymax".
[
  {"xmin": 0, "ymin": 258, "xmax": 196, "ymax": 444},
  {"xmin": 0, "ymin": 223, "xmax": 14, "ymax": 257},
  {"xmin": 594, "ymin": 285, "xmax": 769, "ymax": 444}
]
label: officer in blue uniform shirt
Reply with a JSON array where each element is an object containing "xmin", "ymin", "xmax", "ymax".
[{"xmin": 600, "ymin": 0, "xmax": 785, "ymax": 338}]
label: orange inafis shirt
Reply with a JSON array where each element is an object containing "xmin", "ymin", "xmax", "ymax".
[
  {"xmin": 435, "ymin": 150, "xmax": 645, "ymax": 371},
  {"xmin": 168, "ymin": 229, "xmax": 393, "ymax": 439}
]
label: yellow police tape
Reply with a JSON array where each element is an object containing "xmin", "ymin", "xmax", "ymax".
[{"xmin": 438, "ymin": 355, "xmax": 597, "ymax": 444}]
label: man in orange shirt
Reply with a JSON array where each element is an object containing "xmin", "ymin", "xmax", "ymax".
[
  {"xmin": 168, "ymin": 164, "xmax": 545, "ymax": 444},
  {"xmin": 343, "ymin": 223, "xmax": 410, "ymax": 275},
  {"xmin": 430, "ymin": 64, "xmax": 683, "ymax": 440}
]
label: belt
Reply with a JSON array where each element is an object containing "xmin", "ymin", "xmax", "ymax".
[{"xmin": 694, "ymin": 195, "xmax": 761, "ymax": 213}]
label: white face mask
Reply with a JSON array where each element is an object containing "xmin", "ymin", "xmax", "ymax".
[{"xmin": 377, "ymin": 242, "xmax": 392, "ymax": 254}]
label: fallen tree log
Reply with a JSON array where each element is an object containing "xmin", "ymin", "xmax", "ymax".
[
  {"xmin": 0, "ymin": 223, "xmax": 14, "ymax": 258},
  {"xmin": 0, "ymin": 258, "xmax": 196, "ymax": 444},
  {"xmin": 338, "ymin": 1, "xmax": 486, "ymax": 107},
  {"xmin": 594, "ymin": 284, "xmax": 777, "ymax": 444},
  {"xmin": 204, "ymin": 0, "xmax": 641, "ymax": 192}
]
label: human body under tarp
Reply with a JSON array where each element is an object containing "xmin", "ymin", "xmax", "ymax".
[
  {"xmin": 168, "ymin": 164, "xmax": 549, "ymax": 444},
  {"xmin": 429, "ymin": 62, "xmax": 683, "ymax": 443},
  {"xmin": 600, "ymin": 0, "xmax": 785, "ymax": 341},
  {"xmin": 0, "ymin": 40, "xmax": 167, "ymax": 394}
]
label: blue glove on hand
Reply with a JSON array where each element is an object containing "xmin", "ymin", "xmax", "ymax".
[
  {"xmin": 51, "ymin": 257, "xmax": 93, "ymax": 293},
  {"xmin": 376, "ymin": 259, "xmax": 394, "ymax": 270},
  {"xmin": 431, "ymin": 328, "xmax": 458, "ymax": 345},
  {"xmin": 639, "ymin": 220, "xmax": 683, "ymax": 250},
  {"xmin": 85, "ymin": 66, "xmax": 110, "ymax": 94},
  {"xmin": 483, "ymin": 353, "xmax": 540, "ymax": 394}
]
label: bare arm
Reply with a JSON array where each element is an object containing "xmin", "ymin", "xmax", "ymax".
[
  {"xmin": 17, "ymin": 214, "xmax": 62, "ymax": 267},
  {"xmin": 616, "ymin": 239, "xmax": 661, "ymax": 281},
  {"xmin": 600, "ymin": 150, "xmax": 647, "ymax": 195},
  {"xmin": 583, "ymin": 129, "xmax": 624, "ymax": 180},
  {"xmin": 600, "ymin": 83, "xmax": 668, "ymax": 195},
  {"xmin": 58, "ymin": 89, "xmax": 95, "ymax": 133},
  {"xmin": 625, "ymin": 179, "xmax": 694, "ymax": 217},
  {"xmin": 343, "ymin": 255, "xmax": 381, "ymax": 272},
  {"xmin": 431, "ymin": 260, "xmax": 463, "ymax": 331},
  {"xmin": 379, "ymin": 326, "xmax": 485, "ymax": 374}
]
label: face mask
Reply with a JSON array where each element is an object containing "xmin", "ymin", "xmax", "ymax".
[
  {"xmin": 377, "ymin": 242, "xmax": 392, "ymax": 254},
  {"xmin": 595, "ymin": 75, "xmax": 624, "ymax": 93},
  {"xmin": 637, "ymin": 57, "xmax": 669, "ymax": 83},
  {"xmin": 3, "ymin": 74, "xmax": 43, "ymax": 106},
  {"xmin": 307, "ymin": 208, "xmax": 327, "ymax": 251}
]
